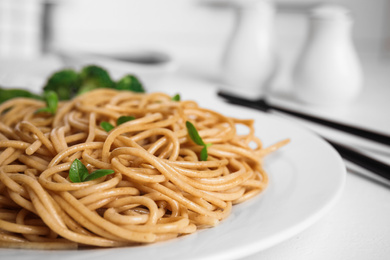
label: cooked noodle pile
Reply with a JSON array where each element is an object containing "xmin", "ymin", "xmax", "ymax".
[{"xmin": 0, "ymin": 89, "xmax": 288, "ymax": 249}]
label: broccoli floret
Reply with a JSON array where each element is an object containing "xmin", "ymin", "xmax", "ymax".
[
  {"xmin": 0, "ymin": 88, "xmax": 42, "ymax": 103},
  {"xmin": 115, "ymin": 74, "xmax": 145, "ymax": 93},
  {"xmin": 43, "ymin": 69, "xmax": 80, "ymax": 100},
  {"xmin": 77, "ymin": 65, "xmax": 114, "ymax": 95},
  {"xmin": 1, "ymin": 65, "xmax": 146, "ymax": 105}
]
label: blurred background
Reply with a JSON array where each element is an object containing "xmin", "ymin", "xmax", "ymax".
[{"xmin": 0, "ymin": 0, "xmax": 389, "ymax": 92}]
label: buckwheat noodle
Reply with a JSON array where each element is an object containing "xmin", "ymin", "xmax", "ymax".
[{"xmin": 0, "ymin": 88, "xmax": 288, "ymax": 249}]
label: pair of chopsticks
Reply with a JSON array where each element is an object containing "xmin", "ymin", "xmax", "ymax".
[{"xmin": 217, "ymin": 91, "xmax": 390, "ymax": 181}]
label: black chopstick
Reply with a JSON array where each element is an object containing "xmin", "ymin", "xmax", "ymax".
[
  {"xmin": 325, "ymin": 139, "xmax": 390, "ymax": 181},
  {"xmin": 217, "ymin": 90, "xmax": 390, "ymax": 181},
  {"xmin": 217, "ymin": 91, "xmax": 390, "ymax": 146}
]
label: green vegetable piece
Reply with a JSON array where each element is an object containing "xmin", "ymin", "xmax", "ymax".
[
  {"xmin": 100, "ymin": 121, "xmax": 114, "ymax": 132},
  {"xmin": 200, "ymin": 146, "xmax": 208, "ymax": 161},
  {"xmin": 35, "ymin": 91, "xmax": 58, "ymax": 115},
  {"xmin": 117, "ymin": 116, "xmax": 135, "ymax": 126},
  {"xmin": 69, "ymin": 159, "xmax": 90, "ymax": 183},
  {"xmin": 186, "ymin": 121, "xmax": 212, "ymax": 161},
  {"xmin": 78, "ymin": 65, "xmax": 114, "ymax": 95},
  {"xmin": 0, "ymin": 88, "xmax": 42, "ymax": 103},
  {"xmin": 115, "ymin": 74, "xmax": 145, "ymax": 93},
  {"xmin": 45, "ymin": 91, "xmax": 58, "ymax": 113},
  {"xmin": 69, "ymin": 159, "xmax": 114, "ymax": 183},
  {"xmin": 35, "ymin": 107, "xmax": 52, "ymax": 114},
  {"xmin": 186, "ymin": 121, "xmax": 205, "ymax": 146},
  {"xmin": 43, "ymin": 69, "xmax": 81, "ymax": 100},
  {"xmin": 172, "ymin": 94, "xmax": 181, "ymax": 101},
  {"xmin": 83, "ymin": 169, "xmax": 115, "ymax": 182}
]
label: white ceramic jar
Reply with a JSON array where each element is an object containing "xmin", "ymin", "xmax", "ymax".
[
  {"xmin": 221, "ymin": 0, "xmax": 277, "ymax": 100},
  {"xmin": 293, "ymin": 4, "xmax": 363, "ymax": 106}
]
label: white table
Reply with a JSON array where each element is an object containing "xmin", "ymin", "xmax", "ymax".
[
  {"xmin": 0, "ymin": 53, "xmax": 389, "ymax": 260},
  {"xmin": 242, "ymin": 57, "xmax": 390, "ymax": 260}
]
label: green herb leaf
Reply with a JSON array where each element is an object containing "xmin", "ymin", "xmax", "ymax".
[
  {"xmin": 69, "ymin": 159, "xmax": 90, "ymax": 183},
  {"xmin": 45, "ymin": 91, "xmax": 58, "ymax": 113},
  {"xmin": 186, "ymin": 121, "xmax": 212, "ymax": 161},
  {"xmin": 200, "ymin": 146, "xmax": 208, "ymax": 161},
  {"xmin": 35, "ymin": 107, "xmax": 53, "ymax": 114},
  {"xmin": 186, "ymin": 121, "xmax": 205, "ymax": 146},
  {"xmin": 69, "ymin": 159, "xmax": 115, "ymax": 183},
  {"xmin": 35, "ymin": 91, "xmax": 58, "ymax": 115},
  {"xmin": 100, "ymin": 121, "xmax": 114, "ymax": 132},
  {"xmin": 116, "ymin": 116, "xmax": 135, "ymax": 126},
  {"xmin": 83, "ymin": 169, "xmax": 115, "ymax": 182},
  {"xmin": 171, "ymin": 94, "xmax": 180, "ymax": 101}
]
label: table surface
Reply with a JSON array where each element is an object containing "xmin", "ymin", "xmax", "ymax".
[
  {"xmin": 0, "ymin": 53, "xmax": 389, "ymax": 260},
  {"xmin": 244, "ymin": 57, "xmax": 390, "ymax": 260}
]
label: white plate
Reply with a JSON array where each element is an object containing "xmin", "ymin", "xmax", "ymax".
[{"xmin": 0, "ymin": 82, "xmax": 346, "ymax": 260}]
